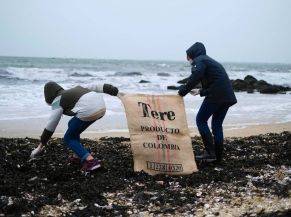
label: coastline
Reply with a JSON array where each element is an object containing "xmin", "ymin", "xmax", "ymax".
[{"xmin": 1, "ymin": 119, "xmax": 290, "ymax": 139}]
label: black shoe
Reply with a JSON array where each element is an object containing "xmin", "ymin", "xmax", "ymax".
[
  {"xmin": 195, "ymin": 151, "xmax": 217, "ymax": 162},
  {"xmin": 199, "ymin": 134, "xmax": 216, "ymax": 162},
  {"xmin": 215, "ymin": 143, "xmax": 224, "ymax": 162}
]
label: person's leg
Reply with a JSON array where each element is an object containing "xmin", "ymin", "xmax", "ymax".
[
  {"xmin": 211, "ymin": 104, "xmax": 230, "ymax": 162},
  {"xmin": 64, "ymin": 117, "xmax": 95, "ymax": 162},
  {"xmin": 196, "ymin": 101, "xmax": 220, "ymax": 161},
  {"xmin": 196, "ymin": 100, "xmax": 218, "ymax": 136},
  {"xmin": 211, "ymin": 105, "xmax": 229, "ymax": 143}
]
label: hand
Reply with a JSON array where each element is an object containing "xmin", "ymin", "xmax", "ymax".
[
  {"xmin": 117, "ymin": 92, "xmax": 125, "ymax": 99},
  {"xmin": 30, "ymin": 143, "xmax": 44, "ymax": 158},
  {"xmin": 190, "ymin": 89, "xmax": 200, "ymax": 96}
]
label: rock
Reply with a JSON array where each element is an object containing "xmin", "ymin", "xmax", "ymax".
[
  {"xmin": 175, "ymin": 74, "xmax": 291, "ymax": 94},
  {"xmin": 255, "ymin": 79, "xmax": 268, "ymax": 87},
  {"xmin": 231, "ymin": 79, "xmax": 248, "ymax": 91},
  {"xmin": 57, "ymin": 193, "xmax": 62, "ymax": 201},
  {"xmin": 156, "ymin": 181, "xmax": 164, "ymax": 185},
  {"xmin": 167, "ymin": 85, "xmax": 180, "ymax": 90},
  {"xmin": 258, "ymin": 85, "xmax": 281, "ymax": 94},
  {"xmin": 139, "ymin": 80, "xmax": 151, "ymax": 83},
  {"xmin": 230, "ymin": 75, "xmax": 291, "ymax": 94},
  {"xmin": 244, "ymin": 75, "xmax": 258, "ymax": 85},
  {"xmin": 157, "ymin": 72, "xmax": 170, "ymax": 77},
  {"xmin": 138, "ymin": 211, "xmax": 150, "ymax": 216},
  {"xmin": 28, "ymin": 176, "xmax": 38, "ymax": 182}
]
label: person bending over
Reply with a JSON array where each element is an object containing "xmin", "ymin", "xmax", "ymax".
[
  {"xmin": 178, "ymin": 42, "xmax": 237, "ymax": 162},
  {"xmin": 30, "ymin": 81, "xmax": 122, "ymax": 172}
]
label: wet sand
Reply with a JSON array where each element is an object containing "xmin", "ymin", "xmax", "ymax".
[{"xmin": 1, "ymin": 118, "xmax": 291, "ymax": 139}]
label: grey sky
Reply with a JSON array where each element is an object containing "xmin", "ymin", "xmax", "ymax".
[{"xmin": 1, "ymin": 0, "xmax": 291, "ymax": 63}]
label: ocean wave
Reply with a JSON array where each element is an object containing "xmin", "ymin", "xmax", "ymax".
[
  {"xmin": 0, "ymin": 71, "xmax": 30, "ymax": 83},
  {"xmin": 5, "ymin": 67, "xmax": 68, "ymax": 82},
  {"xmin": 110, "ymin": 71, "xmax": 143, "ymax": 76},
  {"xmin": 69, "ymin": 72, "xmax": 93, "ymax": 77},
  {"xmin": 0, "ymin": 75, "xmax": 28, "ymax": 82},
  {"xmin": 0, "ymin": 68, "xmax": 12, "ymax": 77},
  {"xmin": 156, "ymin": 63, "xmax": 169, "ymax": 68}
]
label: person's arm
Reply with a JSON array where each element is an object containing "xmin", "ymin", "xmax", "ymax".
[
  {"xmin": 178, "ymin": 61, "xmax": 206, "ymax": 96},
  {"xmin": 84, "ymin": 83, "xmax": 119, "ymax": 96},
  {"xmin": 199, "ymin": 88, "xmax": 209, "ymax": 96},
  {"xmin": 31, "ymin": 97, "xmax": 63, "ymax": 158},
  {"xmin": 40, "ymin": 106, "xmax": 63, "ymax": 145}
]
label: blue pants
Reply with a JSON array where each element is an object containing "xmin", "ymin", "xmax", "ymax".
[
  {"xmin": 196, "ymin": 100, "xmax": 230, "ymax": 144},
  {"xmin": 64, "ymin": 117, "xmax": 95, "ymax": 162}
]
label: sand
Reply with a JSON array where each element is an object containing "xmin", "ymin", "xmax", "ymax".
[{"xmin": 1, "ymin": 118, "xmax": 291, "ymax": 139}]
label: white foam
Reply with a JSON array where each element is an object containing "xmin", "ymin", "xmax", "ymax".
[{"xmin": 1, "ymin": 62, "xmax": 291, "ymax": 131}]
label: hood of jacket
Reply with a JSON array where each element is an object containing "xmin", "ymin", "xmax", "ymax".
[
  {"xmin": 186, "ymin": 42, "xmax": 206, "ymax": 59},
  {"xmin": 44, "ymin": 81, "xmax": 64, "ymax": 104}
]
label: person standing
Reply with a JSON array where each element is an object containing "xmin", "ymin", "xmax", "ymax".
[
  {"xmin": 30, "ymin": 81, "xmax": 122, "ymax": 171},
  {"xmin": 178, "ymin": 42, "xmax": 237, "ymax": 162}
]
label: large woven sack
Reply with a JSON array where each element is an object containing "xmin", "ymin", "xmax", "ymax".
[{"xmin": 121, "ymin": 94, "xmax": 197, "ymax": 175}]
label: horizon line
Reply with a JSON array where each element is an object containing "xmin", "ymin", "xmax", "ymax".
[{"xmin": 0, "ymin": 55, "xmax": 291, "ymax": 65}]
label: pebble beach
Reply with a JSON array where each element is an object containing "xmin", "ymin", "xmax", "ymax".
[{"xmin": 0, "ymin": 132, "xmax": 290, "ymax": 216}]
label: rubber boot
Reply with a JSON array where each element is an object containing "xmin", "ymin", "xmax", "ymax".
[
  {"xmin": 215, "ymin": 142, "xmax": 224, "ymax": 162},
  {"xmin": 195, "ymin": 134, "xmax": 216, "ymax": 162}
]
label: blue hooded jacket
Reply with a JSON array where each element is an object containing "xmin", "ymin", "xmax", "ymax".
[{"xmin": 178, "ymin": 42, "xmax": 237, "ymax": 105}]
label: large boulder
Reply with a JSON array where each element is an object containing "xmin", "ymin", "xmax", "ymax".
[
  {"xmin": 175, "ymin": 74, "xmax": 291, "ymax": 94},
  {"xmin": 231, "ymin": 79, "xmax": 248, "ymax": 91},
  {"xmin": 255, "ymin": 79, "xmax": 268, "ymax": 86},
  {"xmin": 255, "ymin": 80, "xmax": 291, "ymax": 93},
  {"xmin": 273, "ymin": 84, "xmax": 291, "ymax": 92},
  {"xmin": 244, "ymin": 75, "xmax": 258, "ymax": 85},
  {"xmin": 258, "ymin": 85, "xmax": 281, "ymax": 94}
]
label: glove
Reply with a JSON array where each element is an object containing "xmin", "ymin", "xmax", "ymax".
[
  {"xmin": 30, "ymin": 143, "xmax": 44, "ymax": 158},
  {"xmin": 190, "ymin": 89, "xmax": 200, "ymax": 96}
]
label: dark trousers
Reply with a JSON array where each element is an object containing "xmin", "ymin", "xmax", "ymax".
[{"xmin": 196, "ymin": 100, "xmax": 230, "ymax": 144}]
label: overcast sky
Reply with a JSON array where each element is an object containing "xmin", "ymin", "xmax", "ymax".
[{"xmin": 1, "ymin": 0, "xmax": 291, "ymax": 63}]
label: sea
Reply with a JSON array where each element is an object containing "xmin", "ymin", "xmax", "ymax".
[{"xmin": 0, "ymin": 56, "xmax": 291, "ymax": 134}]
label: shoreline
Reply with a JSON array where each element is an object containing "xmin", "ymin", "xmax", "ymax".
[{"xmin": 1, "ymin": 120, "xmax": 290, "ymax": 139}]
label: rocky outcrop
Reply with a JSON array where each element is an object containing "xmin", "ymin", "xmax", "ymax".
[
  {"xmin": 231, "ymin": 75, "xmax": 291, "ymax": 94},
  {"xmin": 168, "ymin": 75, "xmax": 291, "ymax": 94}
]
